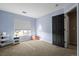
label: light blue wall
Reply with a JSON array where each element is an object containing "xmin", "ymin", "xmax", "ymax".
[
  {"xmin": 0, "ymin": 10, "xmax": 14, "ymax": 43},
  {"xmin": 0, "ymin": 10, "xmax": 36, "ymax": 43},
  {"xmin": 36, "ymin": 9, "xmax": 64, "ymax": 43}
]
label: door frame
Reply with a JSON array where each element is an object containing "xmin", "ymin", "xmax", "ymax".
[{"xmin": 64, "ymin": 5, "xmax": 77, "ymax": 48}]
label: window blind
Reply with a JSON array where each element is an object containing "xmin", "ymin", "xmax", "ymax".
[{"xmin": 14, "ymin": 19, "xmax": 32, "ymax": 30}]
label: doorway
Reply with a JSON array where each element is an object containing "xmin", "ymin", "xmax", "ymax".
[{"xmin": 67, "ymin": 7, "xmax": 77, "ymax": 50}]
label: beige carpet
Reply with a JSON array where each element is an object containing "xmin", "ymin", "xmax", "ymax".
[{"xmin": 0, "ymin": 40, "xmax": 77, "ymax": 56}]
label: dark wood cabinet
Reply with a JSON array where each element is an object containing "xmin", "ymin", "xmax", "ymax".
[{"xmin": 52, "ymin": 14, "xmax": 64, "ymax": 47}]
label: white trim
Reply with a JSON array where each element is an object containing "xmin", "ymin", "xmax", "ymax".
[
  {"xmin": 64, "ymin": 14, "xmax": 69, "ymax": 48},
  {"xmin": 77, "ymin": 3, "xmax": 78, "ymax": 56}
]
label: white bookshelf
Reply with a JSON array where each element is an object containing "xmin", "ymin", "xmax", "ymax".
[
  {"xmin": 0, "ymin": 32, "xmax": 10, "ymax": 47},
  {"xmin": 13, "ymin": 37, "xmax": 20, "ymax": 44}
]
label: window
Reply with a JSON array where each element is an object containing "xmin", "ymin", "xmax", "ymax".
[{"xmin": 14, "ymin": 30, "xmax": 31, "ymax": 37}]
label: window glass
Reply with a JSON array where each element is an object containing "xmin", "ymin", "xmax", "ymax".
[{"xmin": 14, "ymin": 30, "xmax": 31, "ymax": 37}]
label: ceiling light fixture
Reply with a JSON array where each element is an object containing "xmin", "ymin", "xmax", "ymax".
[
  {"xmin": 56, "ymin": 4, "xmax": 59, "ymax": 7},
  {"xmin": 22, "ymin": 11, "xmax": 27, "ymax": 14}
]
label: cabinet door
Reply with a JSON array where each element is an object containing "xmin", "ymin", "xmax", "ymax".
[{"xmin": 52, "ymin": 14, "xmax": 64, "ymax": 47}]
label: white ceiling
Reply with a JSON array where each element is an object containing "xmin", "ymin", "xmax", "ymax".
[{"xmin": 0, "ymin": 3, "xmax": 69, "ymax": 18}]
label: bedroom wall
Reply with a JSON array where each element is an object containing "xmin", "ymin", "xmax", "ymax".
[
  {"xmin": 0, "ymin": 10, "xmax": 36, "ymax": 43},
  {"xmin": 36, "ymin": 9, "xmax": 64, "ymax": 43},
  {"xmin": 0, "ymin": 10, "xmax": 14, "ymax": 43}
]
